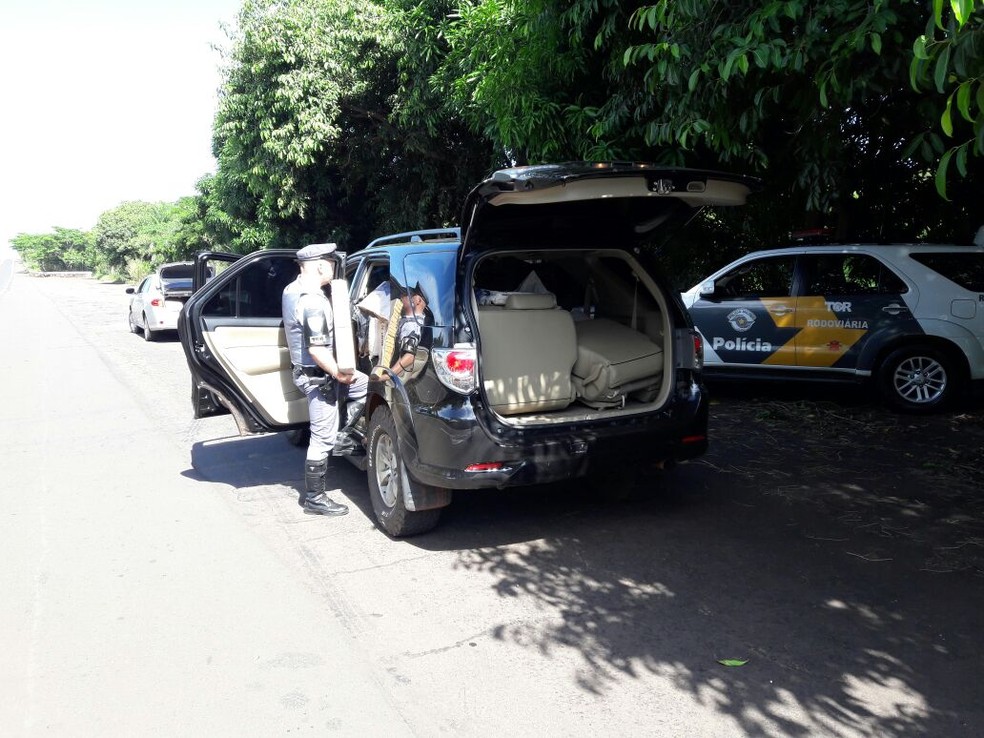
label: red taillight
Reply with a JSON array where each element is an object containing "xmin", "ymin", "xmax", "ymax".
[
  {"xmin": 445, "ymin": 351, "xmax": 475, "ymax": 374},
  {"xmin": 682, "ymin": 434, "xmax": 706, "ymax": 444},
  {"xmin": 432, "ymin": 347, "xmax": 478, "ymax": 394},
  {"xmin": 692, "ymin": 332, "xmax": 704, "ymax": 371},
  {"xmin": 465, "ymin": 462, "xmax": 504, "ymax": 472},
  {"xmin": 150, "ymin": 298, "xmax": 164, "ymax": 307}
]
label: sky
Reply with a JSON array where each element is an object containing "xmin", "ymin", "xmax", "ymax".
[{"xmin": 0, "ymin": 0, "xmax": 242, "ymax": 254}]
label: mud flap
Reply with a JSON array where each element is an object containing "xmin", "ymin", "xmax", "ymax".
[{"xmin": 402, "ymin": 468, "xmax": 453, "ymax": 511}]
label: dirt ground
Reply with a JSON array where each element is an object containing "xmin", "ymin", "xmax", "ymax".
[{"xmin": 703, "ymin": 382, "xmax": 984, "ymax": 578}]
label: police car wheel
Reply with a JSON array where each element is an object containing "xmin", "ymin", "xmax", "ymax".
[
  {"xmin": 366, "ymin": 406, "xmax": 441, "ymax": 537},
  {"xmin": 878, "ymin": 345, "xmax": 956, "ymax": 413},
  {"xmin": 128, "ymin": 310, "xmax": 139, "ymax": 334}
]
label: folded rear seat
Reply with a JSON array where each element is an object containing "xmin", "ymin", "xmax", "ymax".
[
  {"xmin": 572, "ymin": 318, "xmax": 664, "ymax": 408},
  {"xmin": 478, "ymin": 293, "xmax": 577, "ymax": 415}
]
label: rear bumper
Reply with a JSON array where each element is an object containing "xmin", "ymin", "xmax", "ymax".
[
  {"xmin": 147, "ymin": 302, "xmax": 184, "ymax": 330},
  {"xmin": 403, "ymin": 388, "xmax": 709, "ymax": 490}
]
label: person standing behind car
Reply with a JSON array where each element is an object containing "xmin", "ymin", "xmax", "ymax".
[{"xmin": 282, "ymin": 243, "xmax": 368, "ymax": 516}]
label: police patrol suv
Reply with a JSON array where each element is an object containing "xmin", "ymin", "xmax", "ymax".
[{"xmin": 681, "ymin": 244, "xmax": 984, "ymax": 412}]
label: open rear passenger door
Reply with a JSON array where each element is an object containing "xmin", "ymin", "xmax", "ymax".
[{"xmin": 179, "ymin": 250, "xmax": 308, "ymax": 432}]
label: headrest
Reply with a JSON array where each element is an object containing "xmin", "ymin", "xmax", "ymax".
[{"xmin": 504, "ymin": 292, "xmax": 556, "ymax": 310}]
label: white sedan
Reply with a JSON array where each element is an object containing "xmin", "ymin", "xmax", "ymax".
[{"xmin": 126, "ymin": 262, "xmax": 195, "ymax": 341}]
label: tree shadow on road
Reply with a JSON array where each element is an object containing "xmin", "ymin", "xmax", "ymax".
[
  {"xmin": 180, "ymin": 398, "xmax": 984, "ymax": 736},
  {"xmin": 183, "ymin": 432, "xmax": 376, "ymax": 518},
  {"xmin": 403, "ymin": 396, "xmax": 984, "ymax": 737}
]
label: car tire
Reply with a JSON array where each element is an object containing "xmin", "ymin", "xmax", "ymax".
[
  {"xmin": 142, "ymin": 314, "xmax": 157, "ymax": 342},
  {"xmin": 878, "ymin": 345, "xmax": 959, "ymax": 413},
  {"xmin": 128, "ymin": 310, "xmax": 140, "ymax": 334},
  {"xmin": 366, "ymin": 406, "xmax": 442, "ymax": 537}
]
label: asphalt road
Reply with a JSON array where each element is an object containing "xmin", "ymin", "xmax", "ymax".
[{"xmin": 1, "ymin": 268, "xmax": 981, "ymax": 737}]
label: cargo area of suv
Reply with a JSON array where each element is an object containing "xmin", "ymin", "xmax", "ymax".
[{"xmin": 470, "ymin": 248, "xmax": 674, "ymax": 426}]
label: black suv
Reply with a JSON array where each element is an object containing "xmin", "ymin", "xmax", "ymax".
[{"xmin": 178, "ymin": 163, "xmax": 758, "ymax": 536}]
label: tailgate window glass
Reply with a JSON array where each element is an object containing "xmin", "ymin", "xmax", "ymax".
[{"xmin": 909, "ymin": 252, "xmax": 984, "ymax": 291}]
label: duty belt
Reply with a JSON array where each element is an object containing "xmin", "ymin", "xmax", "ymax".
[{"xmin": 294, "ymin": 365, "xmax": 326, "ymax": 378}]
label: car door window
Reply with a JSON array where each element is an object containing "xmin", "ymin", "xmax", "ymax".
[
  {"xmin": 403, "ymin": 251, "xmax": 455, "ymax": 327},
  {"xmin": 349, "ymin": 257, "xmax": 396, "ymax": 369},
  {"xmin": 200, "ymin": 256, "xmax": 299, "ymax": 318},
  {"xmin": 804, "ymin": 253, "xmax": 907, "ymax": 295},
  {"xmin": 715, "ymin": 257, "xmax": 795, "ymax": 298}
]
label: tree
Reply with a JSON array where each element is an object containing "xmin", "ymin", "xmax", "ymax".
[
  {"xmin": 91, "ymin": 201, "xmax": 190, "ymax": 279},
  {"xmin": 910, "ymin": 0, "xmax": 984, "ymax": 197},
  {"xmin": 605, "ymin": 1, "xmax": 982, "ymax": 241},
  {"xmin": 10, "ymin": 228, "xmax": 94, "ymax": 273},
  {"xmin": 213, "ymin": 0, "xmax": 391, "ymax": 248},
  {"xmin": 393, "ymin": 0, "xmax": 591, "ymax": 163},
  {"xmin": 389, "ymin": 0, "xmax": 982, "ymax": 244},
  {"xmin": 210, "ymin": 0, "xmax": 497, "ymax": 252},
  {"xmin": 202, "ymin": 0, "xmax": 981, "ymax": 267}
]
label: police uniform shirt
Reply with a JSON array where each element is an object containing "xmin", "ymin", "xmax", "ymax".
[{"xmin": 283, "ymin": 278, "xmax": 334, "ymax": 368}]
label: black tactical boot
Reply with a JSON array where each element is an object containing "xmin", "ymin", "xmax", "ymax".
[
  {"xmin": 333, "ymin": 399, "xmax": 366, "ymax": 456},
  {"xmin": 302, "ymin": 458, "xmax": 349, "ymax": 516}
]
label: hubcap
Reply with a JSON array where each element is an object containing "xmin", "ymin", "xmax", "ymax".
[
  {"xmin": 893, "ymin": 355, "xmax": 947, "ymax": 405},
  {"xmin": 374, "ymin": 432, "xmax": 399, "ymax": 508}
]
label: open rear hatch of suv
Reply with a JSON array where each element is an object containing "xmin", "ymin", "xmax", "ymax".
[{"xmin": 459, "ymin": 163, "xmax": 759, "ymax": 427}]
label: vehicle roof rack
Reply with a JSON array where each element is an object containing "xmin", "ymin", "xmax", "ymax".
[{"xmin": 365, "ymin": 228, "xmax": 461, "ymax": 250}]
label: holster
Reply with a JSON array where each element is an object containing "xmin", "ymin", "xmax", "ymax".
[{"xmin": 294, "ymin": 365, "xmax": 328, "ymax": 387}]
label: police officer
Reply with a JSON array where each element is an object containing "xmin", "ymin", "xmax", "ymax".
[
  {"xmin": 282, "ymin": 243, "xmax": 368, "ymax": 516},
  {"xmin": 390, "ymin": 282, "xmax": 432, "ymax": 376}
]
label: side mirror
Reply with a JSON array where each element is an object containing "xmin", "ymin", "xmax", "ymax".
[
  {"xmin": 125, "ymin": 287, "xmax": 135, "ymax": 294},
  {"xmin": 698, "ymin": 280, "xmax": 716, "ymax": 297}
]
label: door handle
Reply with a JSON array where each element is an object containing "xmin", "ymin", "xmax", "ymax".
[
  {"xmin": 769, "ymin": 305, "xmax": 793, "ymax": 316},
  {"xmin": 881, "ymin": 303, "xmax": 910, "ymax": 315}
]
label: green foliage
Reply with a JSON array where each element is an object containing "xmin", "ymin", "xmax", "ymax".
[
  {"xmin": 91, "ymin": 201, "xmax": 190, "ymax": 277},
  {"xmin": 910, "ymin": 0, "xmax": 984, "ymax": 197},
  {"xmin": 209, "ymin": 0, "xmax": 494, "ymax": 251},
  {"xmin": 214, "ymin": 0, "xmax": 385, "ymax": 225},
  {"xmin": 18, "ymin": 0, "xmax": 983, "ymax": 282},
  {"xmin": 10, "ymin": 228, "xmax": 94, "ymax": 273},
  {"xmin": 411, "ymin": 0, "xmax": 587, "ymax": 161},
  {"xmin": 611, "ymin": 1, "xmax": 923, "ymax": 211}
]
